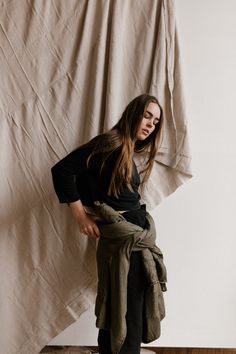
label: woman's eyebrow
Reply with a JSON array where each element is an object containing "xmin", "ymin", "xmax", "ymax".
[
  {"xmin": 145, "ymin": 110, "xmax": 153, "ymax": 116},
  {"xmin": 146, "ymin": 110, "xmax": 160, "ymax": 119}
]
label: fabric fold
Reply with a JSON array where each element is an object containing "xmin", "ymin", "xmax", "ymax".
[{"xmin": 0, "ymin": 1, "xmax": 191, "ymax": 353}]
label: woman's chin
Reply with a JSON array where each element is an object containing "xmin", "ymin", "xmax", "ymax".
[{"xmin": 136, "ymin": 134, "xmax": 148, "ymax": 141}]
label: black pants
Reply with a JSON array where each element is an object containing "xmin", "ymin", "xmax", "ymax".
[{"xmin": 98, "ymin": 207, "xmax": 148, "ymax": 354}]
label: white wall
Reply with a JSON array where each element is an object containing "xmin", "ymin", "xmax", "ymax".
[{"xmin": 50, "ymin": 0, "xmax": 236, "ymax": 348}]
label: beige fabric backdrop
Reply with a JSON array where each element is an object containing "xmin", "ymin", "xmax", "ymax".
[{"xmin": 0, "ymin": 0, "xmax": 192, "ymax": 353}]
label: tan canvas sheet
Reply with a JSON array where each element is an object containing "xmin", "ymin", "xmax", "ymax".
[{"xmin": 0, "ymin": 0, "xmax": 192, "ymax": 353}]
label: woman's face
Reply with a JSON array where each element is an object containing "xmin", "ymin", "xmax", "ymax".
[{"xmin": 136, "ymin": 102, "xmax": 161, "ymax": 140}]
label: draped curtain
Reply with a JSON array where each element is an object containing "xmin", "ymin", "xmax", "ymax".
[{"xmin": 0, "ymin": 1, "xmax": 192, "ymax": 353}]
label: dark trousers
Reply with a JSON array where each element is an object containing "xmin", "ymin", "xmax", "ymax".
[{"xmin": 97, "ymin": 251, "xmax": 147, "ymax": 354}]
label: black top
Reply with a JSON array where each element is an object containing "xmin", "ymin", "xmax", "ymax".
[{"xmin": 51, "ymin": 144, "xmax": 141, "ymax": 211}]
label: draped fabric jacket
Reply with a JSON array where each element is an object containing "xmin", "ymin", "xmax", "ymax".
[{"xmin": 93, "ymin": 203, "xmax": 167, "ymax": 354}]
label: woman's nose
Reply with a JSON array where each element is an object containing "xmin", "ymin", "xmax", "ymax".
[{"xmin": 147, "ymin": 119, "xmax": 154, "ymax": 127}]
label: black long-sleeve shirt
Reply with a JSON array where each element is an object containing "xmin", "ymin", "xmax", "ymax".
[{"xmin": 51, "ymin": 145, "xmax": 141, "ymax": 211}]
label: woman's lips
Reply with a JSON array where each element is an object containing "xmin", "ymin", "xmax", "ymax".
[{"xmin": 142, "ymin": 129, "xmax": 149, "ymax": 135}]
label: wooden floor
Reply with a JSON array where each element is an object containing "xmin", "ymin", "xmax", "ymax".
[
  {"xmin": 147, "ymin": 348, "xmax": 236, "ymax": 354},
  {"xmin": 41, "ymin": 346, "xmax": 236, "ymax": 354}
]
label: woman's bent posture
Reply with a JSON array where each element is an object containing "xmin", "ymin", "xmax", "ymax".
[{"xmin": 51, "ymin": 94, "xmax": 167, "ymax": 354}]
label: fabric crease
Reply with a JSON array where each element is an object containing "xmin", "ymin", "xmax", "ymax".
[{"xmin": 0, "ymin": 1, "xmax": 191, "ymax": 353}]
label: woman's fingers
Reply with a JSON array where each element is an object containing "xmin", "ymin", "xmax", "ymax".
[
  {"xmin": 93, "ymin": 223, "xmax": 101, "ymax": 238},
  {"xmin": 73, "ymin": 210, "xmax": 101, "ymax": 238},
  {"xmin": 80, "ymin": 221, "xmax": 101, "ymax": 238}
]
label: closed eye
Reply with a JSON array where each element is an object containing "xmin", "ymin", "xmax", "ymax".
[
  {"xmin": 153, "ymin": 118, "xmax": 160, "ymax": 125},
  {"xmin": 144, "ymin": 110, "xmax": 160, "ymax": 125},
  {"xmin": 144, "ymin": 114, "xmax": 160, "ymax": 125}
]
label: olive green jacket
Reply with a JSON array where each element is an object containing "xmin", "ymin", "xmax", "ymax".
[{"xmin": 94, "ymin": 203, "xmax": 167, "ymax": 354}]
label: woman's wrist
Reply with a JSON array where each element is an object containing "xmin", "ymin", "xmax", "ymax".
[{"xmin": 68, "ymin": 200, "xmax": 86, "ymax": 217}]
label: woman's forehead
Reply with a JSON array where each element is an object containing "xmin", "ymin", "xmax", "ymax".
[{"xmin": 145, "ymin": 102, "xmax": 161, "ymax": 118}]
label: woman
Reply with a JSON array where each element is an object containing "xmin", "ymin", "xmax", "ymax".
[{"xmin": 51, "ymin": 94, "xmax": 167, "ymax": 354}]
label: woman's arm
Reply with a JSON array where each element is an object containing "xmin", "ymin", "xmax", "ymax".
[
  {"xmin": 51, "ymin": 146, "xmax": 89, "ymax": 203},
  {"xmin": 51, "ymin": 146, "xmax": 101, "ymax": 238}
]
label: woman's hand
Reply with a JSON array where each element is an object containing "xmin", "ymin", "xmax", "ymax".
[{"xmin": 68, "ymin": 200, "xmax": 101, "ymax": 238}]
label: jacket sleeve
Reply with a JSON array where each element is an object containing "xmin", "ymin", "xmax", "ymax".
[{"xmin": 51, "ymin": 146, "xmax": 92, "ymax": 204}]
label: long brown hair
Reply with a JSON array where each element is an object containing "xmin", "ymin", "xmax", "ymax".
[{"xmin": 83, "ymin": 94, "xmax": 162, "ymax": 196}]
